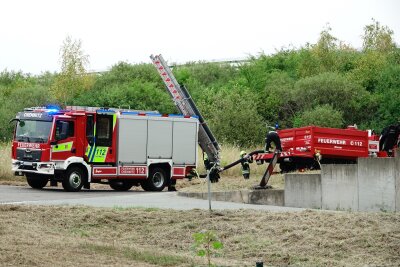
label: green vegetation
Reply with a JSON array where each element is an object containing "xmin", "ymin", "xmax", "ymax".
[
  {"xmin": 192, "ymin": 230, "xmax": 223, "ymax": 266},
  {"xmin": 1, "ymin": 20, "xmax": 399, "ymax": 146}
]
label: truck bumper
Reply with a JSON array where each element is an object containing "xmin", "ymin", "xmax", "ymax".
[{"xmin": 12, "ymin": 159, "xmax": 55, "ymax": 176}]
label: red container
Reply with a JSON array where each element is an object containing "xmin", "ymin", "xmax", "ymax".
[{"xmin": 256, "ymin": 126, "xmax": 370, "ymax": 168}]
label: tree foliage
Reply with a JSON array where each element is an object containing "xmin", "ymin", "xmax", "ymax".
[
  {"xmin": 51, "ymin": 36, "xmax": 94, "ymax": 104},
  {"xmin": 362, "ymin": 19, "xmax": 396, "ymax": 53},
  {"xmin": 1, "ymin": 21, "xmax": 399, "ymax": 146}
]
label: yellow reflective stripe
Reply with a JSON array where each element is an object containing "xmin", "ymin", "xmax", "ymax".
[
  {"xmin": 52, "ymin": 141, "xmax": 73, "ymax": 152},
  {"xmin": 92, "ymin": 147, "xmax": 108, "ymax": 162}
]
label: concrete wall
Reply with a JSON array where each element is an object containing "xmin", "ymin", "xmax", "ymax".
[
  {"xmin": 178, "ymin": 158, "xmax": 399, "ymax": 212},
  {"xmin": 284, "ymin": 174, "xmax": 321, "ymax": 209},
  {"xmin": 177, "ymin": 189, "xmax": 284, "ymax": 206},
  {"xmin": 249, "ymin": 189, "xmax": 284, "ymax": 206},
  {"xmin": 358, "ymin": 158, "xmax": 397, "ymax": 212},
  {"xmin": 285, "ymin": 157, "xmax": 400, "ymax": 212},
  {"xmin": 321, "ymin": 164, "xmax": 358, "ymax": 211}
]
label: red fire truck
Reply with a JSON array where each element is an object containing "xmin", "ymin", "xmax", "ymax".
[
  {"xmin": 11, "ymin": 106, "xmax": 199, "ymax": 191},
  {"xmin": 11, "ymin": 55, "xmax": 222, "ymax": 192}
]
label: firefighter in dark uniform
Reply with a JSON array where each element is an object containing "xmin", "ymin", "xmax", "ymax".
[
  {"xmin": 240, "ymin": 151, "xmax": 253, "ymax": 179},
  {"xmin": 379, "ymin": 123, "xmax": 400, "ymax": 156},
  {"xmin": 168, "ymin": 179, "xmax": 177, "ymax": 191},
  {"xmin": 187, "ymin": 168, "xmax": 199, "ymax": 181},
  {"xmin": 265, "ymin": 125, "xmax": 282, "ymax": 153},
  {"xmin": 203, "ymin": 153, "xmax": 220, "ymax": 182}
]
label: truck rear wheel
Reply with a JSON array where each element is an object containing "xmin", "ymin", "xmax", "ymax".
[
  {"xmin": 26, "ymin": 174, "xmax": 48, "ymax": 189},
  {"xmin": 109, "ymin": 180, "xmax": 134, "ymax": 191},
  {"xmin": 62, "ymin": 167, "xmax": 86, "ymax": 192},
  {"xmin": 143, "ymin": 167, "xmax": 167, "ymax": 191}
]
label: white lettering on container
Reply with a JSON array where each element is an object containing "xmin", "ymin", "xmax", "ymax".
[{"xmin": 317, "ymin": 138, "xmax": 347, "ymax": 145}]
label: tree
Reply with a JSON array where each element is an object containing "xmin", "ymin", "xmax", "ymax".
[
  {"xmin": 256, "ymin": 71, "xmax": 296, "ymax": 128},
  {"xmin": 198, "ymin": 87, "xmax": 265, "ymax": 147},
  {"xmin": 373, "ymin": 64, "xmax": 400, "ymax": 130},
  {"xmin": 312, "ymin": 25, "xmax": 338, "ymax": 72},
  {"xmin": 51, "ymin": 36, "xmax": 93, "ymax": 104},
  {"xmin": 362, "ymin": 19, "xmax": 396, "ymax": 53}
]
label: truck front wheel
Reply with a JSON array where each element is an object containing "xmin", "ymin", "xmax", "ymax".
[
  {"xmin": 26, "ymin": 174, "xmax": 48, "ymax": 189},
  {"xmin": 143, "ymin": 167, "xmax": 167, "ymax": 191},
  {"xmin": 62, "ymin": 167, "xmax": 86, "ymax": 192}
]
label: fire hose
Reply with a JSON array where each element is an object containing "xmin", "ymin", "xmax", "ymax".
[{"xmin": 200, "ymin": 150, "xmax": 265, "ymax": 183}]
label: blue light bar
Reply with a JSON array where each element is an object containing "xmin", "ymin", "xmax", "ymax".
[{"xmin": 46, "ymin": 109, "xmax": 60, "ymax": 114}]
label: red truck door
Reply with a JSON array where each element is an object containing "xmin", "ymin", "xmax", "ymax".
[{"xmin": 51, "ymin": 119, "xmax": 77, "ymax": 161}]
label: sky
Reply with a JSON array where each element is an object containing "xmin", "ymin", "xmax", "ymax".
[{"xmin": 0, "ymin": 0, "xmax": 399, "ymax": 74}]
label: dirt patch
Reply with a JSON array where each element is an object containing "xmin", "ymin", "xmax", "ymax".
[{"xmin": 0, "ymin": 205, "xmax": 398, "ymax": 266}]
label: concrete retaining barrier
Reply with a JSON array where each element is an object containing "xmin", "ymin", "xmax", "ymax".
[
  {"xmin": 284, "ymin": 173, "xmax": 322, "ymax": 209},
  {"xmin": 321, "ymin": 164, "xmax": 358, "ymax": 211},
  {"xmin": 177, "ymin": 189, "xmax": 284, "ymax": 206},
  {"xmin": 285, "ymin": 157, "xmax": 400, "ymax": 211},
  {"xmin": 179, "ymin": 157, "xmax": 399, "ymax": 211},
  {"xmin": 357, "ymin": 157, "xmax": 398, "ymax": 211}
]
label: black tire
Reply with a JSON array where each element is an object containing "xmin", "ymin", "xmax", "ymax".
[
  {"xmin": 26, "ymin": 174, "xmax": 48, "ymax": 189},
  {"xmin": 279, "ymin": 162, "xmax": 295, "ymax": 173},
  {"xmin": 143, "ymin": 167, "xmax": 167, "ymax": 191},
  {"xmin": 62, "ymin": 167, "xmax": 86, "ymax": 192},
  {"xmin": 109, "ymin": 180, "xmax": 134, "ymax": 191},
  {"xmin": 140, "ymin": 181, "xmax": 150, "ymax": 191}
]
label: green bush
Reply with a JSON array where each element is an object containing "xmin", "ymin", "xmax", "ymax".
[
  {"xmin": 292, "ymin": 72, "xmax": 374, "ymax": 126},
  {"xmin": 293, "ymin": 104, "xmax": 344, "ymax": 128},
  {"xmin": 198, "ymin": 87, "xmax": 265, "ymax": 147}
]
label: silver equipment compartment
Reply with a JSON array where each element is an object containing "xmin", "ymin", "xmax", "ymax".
[
  {"xmin": 117, "ymin": 115, "xmax": 198, "ymax": 165},
  {"xmin": 148, "ymin": 119, "xmax": 173, "ymax": 159},
  {"xmin": 173, "ymin": 121, "xmax": 197, "ymax": 165},
  {"xmin": 118, "ymin": 117, "xmax": 148, "ymax": 164}
]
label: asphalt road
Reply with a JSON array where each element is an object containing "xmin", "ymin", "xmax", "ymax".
[{"xmin": 0, "ymin": 185, "xmax": 303, "ymax": 211}]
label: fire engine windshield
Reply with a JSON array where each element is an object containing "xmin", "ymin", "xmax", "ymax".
[{"xmin": 15, "ymin": 120, "xmax": 52, "ymax": 143}]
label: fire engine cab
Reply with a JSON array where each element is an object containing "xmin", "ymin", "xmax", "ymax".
[{"xmin": 11, "ymin": 106, "xmax": 199, "ymax": 192}]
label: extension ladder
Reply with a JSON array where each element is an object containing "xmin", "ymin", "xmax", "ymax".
[{"xmin": 150, "ymin": 54, "xmax": 221, "ymax": 164}]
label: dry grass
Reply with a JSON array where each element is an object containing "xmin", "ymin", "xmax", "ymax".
[
  {"xmin": 0, "ymin": 205, "xmax": 398, "ymax": 266},
  {"xmin": 0, "ymin": 143, "xmax": 25, "ymax": 185}
]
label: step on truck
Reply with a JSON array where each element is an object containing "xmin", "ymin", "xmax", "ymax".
[{"xmin": 11, "ymin": 106, "xmax": 199, "ymax": 191}]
